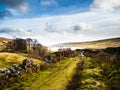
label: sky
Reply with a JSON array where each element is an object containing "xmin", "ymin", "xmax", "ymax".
[{"xmin": 0, "ymin": 0, "xmax": 120, "ymax": 46}]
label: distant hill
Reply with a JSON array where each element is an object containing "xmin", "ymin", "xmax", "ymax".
[
  {"xmin": 52, "ymin": 37, "xmax": 120, "ymax": 49},
  {"xmin": 0, "ymin": 37, "xmax": 12, "ymax": 50}
]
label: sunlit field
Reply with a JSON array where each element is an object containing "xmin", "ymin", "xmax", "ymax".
[{"xmin": 0, "ymin": 0, "xmax": 120, "ymax": 90}]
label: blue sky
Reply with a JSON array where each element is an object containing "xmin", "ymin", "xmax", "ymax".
[
  {"xmin": 0, "ymin": 0, "xmax": 120, "ymax": 46},
  {"xmin": 0, "ymin": 0, "xmax": 93, "ymax": 18}
]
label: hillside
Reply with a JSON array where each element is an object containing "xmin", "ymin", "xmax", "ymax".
[
  {"xmin": 0, "ymin": 52, "xmax": 41, "ymax": 68},
  {"xmin": 0, "ymin": 37, "xmax": 12, "ymax": 50},
  {"xmin": 2, "ymin": 57, "xmax": 80, "ymax": 90},
  {"xmin": 52, "ymin": 37, "xmax": 120, "ymax": 49}
]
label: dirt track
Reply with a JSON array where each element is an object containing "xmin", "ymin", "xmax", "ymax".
[{"xmin": 25, "ymin": 57, "xmax": 80, "ymax": 90}]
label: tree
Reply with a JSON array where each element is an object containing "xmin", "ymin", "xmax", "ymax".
[
  {"xmin": 13, "ymin": 38, "xmax": 27, "ymax": 52},
  {"xmin": 26, "ymin": 38, "xmax": 33, "ymax": 52}
]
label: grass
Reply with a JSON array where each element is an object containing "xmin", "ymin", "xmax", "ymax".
[
  {"xmin": 19, "ymin": 57, "xmax": 79, "ymax": 90},
  {"xmin": 76, "ymin": 57, "xmax": 107, "ymax": 90},
  {"xmin": 0, "ymin": 37, "xmax": 12, "ymax": 51},
  {"xmin": 54, "ymin": 37, "xmax": 120, "ymax": 49},
  {"xmin": 0, "ymin": 52, "xmax": 42, "ymax": 68},
  {"xmin": 2, "ymin": 57, "xmax": 79, "ymax": 90}
]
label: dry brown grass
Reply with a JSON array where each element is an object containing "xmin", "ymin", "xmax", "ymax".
[
  {"xmin": 0, "ymin": 52, "xmax": 42, "ymax": 68},
  {"xmin": 0, "ymin": 37, "xmax": 12, "ymax": 50},
  {"xmin": 53, "ymin": 37, "xmax": 120, "ymax": 49},
  {"xmin": 77, "ymin": 41, "xmax": 120, "ymax": 49}
]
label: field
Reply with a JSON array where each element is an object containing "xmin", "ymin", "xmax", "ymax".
[
  {"xmin": 0, "ymin": 37, "xmax": 120, "ymax": 90},
  {"xmin": 0, "ymin": 52, "xmax": 41, "ymax": 68},
  {"xmin": 2, "ymin": 57, "xmax": 80, "ymax": 90},
  {"xmin": 0, "ymin": 37, "xmax": 12, "ymax": 51},
  {"xmin": 1, "ymin": 0, "xmax": 120, "ymax": 89},
  {"xmin": 76, "ymin": 57, "xmax": 107, "ymax": 90},
  {"xmin": 52, "ymin": 37, "xmax": 120, "ymax": 49},
  {"xmin": 25, "ymin": 57, "xmax": 79, "ymax": 90},
  {"xmin": 67, "ymin": 51, "xmax": 120, "ymax": 90}
]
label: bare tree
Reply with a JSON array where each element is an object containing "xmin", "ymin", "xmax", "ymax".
[{"xmin": 26, "ymin": 38, "xmax": 33, "ymax": 52}]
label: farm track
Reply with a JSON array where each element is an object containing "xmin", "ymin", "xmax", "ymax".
[
  {"xmin": 38, "ymin": 60, "xmax": 73, "ymax": 87},
  {"xmin": 25, "ymin": 57, "xmax": 80, "ymax": 90}
]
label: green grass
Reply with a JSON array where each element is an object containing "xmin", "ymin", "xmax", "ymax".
[
  {"xmin": 23, "ymin": 57, "xmax": 79, "ymax": 90},
  {"xmin": 0, "ymin": 52, "xmax": 41, "ymax": 68},
  {"xmin": 2, "ymin": 57, "xmax": 79, "ymax": 90},
  {"xmin": 77, "ymin": 57, "xmax": 107, "ymax": 90}
]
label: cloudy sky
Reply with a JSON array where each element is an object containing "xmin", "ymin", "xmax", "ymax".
[{"xmin": 0, "ymin": 0, "xmax": 120, "ymax": 46}]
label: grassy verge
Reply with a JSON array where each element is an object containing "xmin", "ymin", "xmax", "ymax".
[{"xmin": 78, "ymin": 57, "xmax": 107, "ymax": 90}]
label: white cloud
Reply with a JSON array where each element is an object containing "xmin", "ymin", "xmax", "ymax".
[
  {"xmin": 0, "ymin": 11, "xmax": 120, "ymax": 46},
  {"xmin": 40, "ymin": 0, "xmax": 57, "ymax": 7},
  {"xmin": 18, "ymin": 3, "xmax": 29, "ymax": 13},
  {"xmin": 71, "ymin": 22, "xmax": 94, "ymax": 32},
  {"xmin": 44, "ymin": 23, "xmax": 56, "ymax": 32},
  {"xmin": 0, "ymin": 27, "xmax": 32, "ymax": 37},
  {"xmin": 79, "ymin": 22, "xmax": 93, "ymax": 30},
  {"xmin": 0, "ymin": 0, "xmax": 29, "ymax": 15},
  {"xmin": 91, "ymin": 0, "xmax": 120, "ymax": 11}
]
